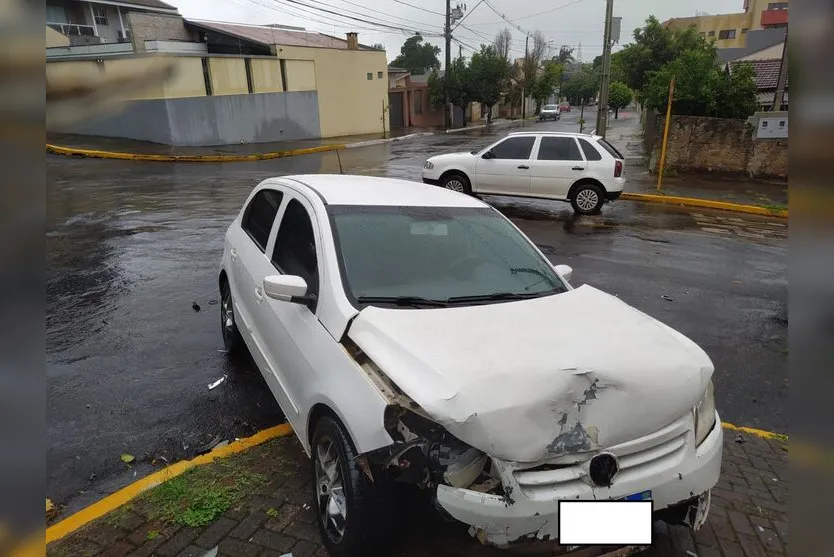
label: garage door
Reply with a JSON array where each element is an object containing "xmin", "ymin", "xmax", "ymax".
[{"xmin": 388, "ymin": 92, "xmax": 404, "ymax": 129}]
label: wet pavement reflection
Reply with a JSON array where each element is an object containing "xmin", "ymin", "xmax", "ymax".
[{"xmin": 47, "ymin": 114, "xmax": 787, "ymax": 514}]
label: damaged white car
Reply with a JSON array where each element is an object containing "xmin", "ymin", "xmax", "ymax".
[{"xmin": 219, "ymin": 175, "xmax": 722, "ymax": 555}]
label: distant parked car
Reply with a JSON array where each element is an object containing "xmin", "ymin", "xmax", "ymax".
[
  {"xmin": 539, "ymin": 104, "xmax": 561, "ymax": 121},
  {"xmin": 559, "ymin": 102, "xmax": 571, "ymax": 112},
  {"xmin": 219, "ymin": 174, "xmax": 721, "ymax": 555},
  {"xmin": 422, "ymin": 131, "xmax": 626, "ymax": 215}
]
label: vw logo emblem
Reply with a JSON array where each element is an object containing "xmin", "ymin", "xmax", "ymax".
[{"xmin": 589, "ymin": 452, "xmax": 619, "ymax": 487}]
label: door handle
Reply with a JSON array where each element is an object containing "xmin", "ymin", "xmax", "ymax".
[
  {"xmin": 572, "ymin": 166, "xmax": 585, "ymax": 171},
  {"xmin": 229, "ymin": 248, "xmax": 238, "ymax": 259},
  {"xmin": 254, "ymin": 287, "xmax": 264, "ymax": 302},
  {"xmin": 518, "ymin": 165, "xmax": 530, "ymax": 169}
]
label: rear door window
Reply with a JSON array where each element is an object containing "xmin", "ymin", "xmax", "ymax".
[
  {"xmin": 537, "ymin": 137, "xmax": 583, "ymax": 161},
  {"xmin": 241, "ymin": 189, "xmax": 283, "ymax": 251}
]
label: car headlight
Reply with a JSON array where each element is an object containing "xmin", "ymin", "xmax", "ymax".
[
  {"xmin": 694, "ymin": 380, "xmax": 717, "ymax": 446},
  {"xmin": 423, "ymin": 160, "xmax": 434, "ymax": 170}
]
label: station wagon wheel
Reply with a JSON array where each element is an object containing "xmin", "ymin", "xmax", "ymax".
[
  {"xmin": 220, "ymin": 279, "xmax": 244, "ymax": 355},
  {"xmin": 571, "ymin": 182, "xmax": 605, "ymax": 215},
  {"xmin": 440, "ymin": 172, "xmax": 471, "ymax": 195},
  {"xmin": 310, "ymin": 415, "xmax": 394, "ymax": 557}
]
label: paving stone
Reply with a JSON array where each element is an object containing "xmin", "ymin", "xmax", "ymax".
[
  {"xmin": 695, "ymin": 545, "xmax": 722, "ymax": 557},
  {"xmin": 265, "ymin": 503, "xmax": 302, "ymax": 532},
  {"xmin": 85, "ymin": 524, "xmax": 126, "ymax": 547},
  {"xmin": 719, "ymin": 537, "xmax": 746, "ymax": 557},
  {"xmin": 194, "ymin": 517, "xmax": 238, "ymax": 549},
  {"xmin": 283, "ymin": 519, "xmax": 320, "ymax": 542},
  {"xmin": 728, "ymin": 510, "xmax": 755, "ymax": 536},
  {"xmin": 229, "ymin": 512, "xmax": 267, "ymax": 540},
  {"xmin": 772, "ymin": 519, "xmax": 788, "ymax": 545},
  {"xmin": 156, "ymin": 527, "xmax": 200, "ymax": 557},
  {"xmin": 175, "ymin": 545, "xmax": 209, "ymax": 557},
  {"xmin": 754, "ymin": 527, "xmax": 784, "ymax": 554},
  {"xmin": 692, "ymin": 522, "xmax": 719, "ymax": 548},
  {"xmin": 738, "ymin": 532, "xmax": 768, "ymax": 557},
  {"xmin": 250, "ymin": 528, "xmax": 296, "ymax": 552},
  {"xmin": 100, "ymin": 541, "xmax": 134, "ymax": 557},
  {"xmin": 218, "ymin": 538, "xmax": 263, "ymax": 557},
  {"xmin": 708, "ymin": 514, "xmax": 737, "ymax": 541},
  {"xmin": 291, "ymin": 539, "xmax": 319, "ymax": 557}
]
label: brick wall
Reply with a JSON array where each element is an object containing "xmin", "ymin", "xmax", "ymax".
[
  {"xmin": 653, "ymin": 115, "xmax": 787, "ymax": 179},
  {"xmin": 127, "ymin": 12, "xmax": 197, "ymax": 52}
]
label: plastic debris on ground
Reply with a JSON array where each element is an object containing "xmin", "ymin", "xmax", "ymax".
[{"xmin": 207, "ymin": 374, "xmax": 228, "ymax": 390}]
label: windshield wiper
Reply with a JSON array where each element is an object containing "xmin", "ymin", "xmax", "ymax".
[
  {"xmin": 510, "ymin": 267, "xmax": 550, "ymax": 280},
  {"xmin": 357, "ymin": 296, "xmax": 449, "ymax": 308},
  {"xmin": 446, "ymin": 291, "xmax": 544, "ymax": 304}
]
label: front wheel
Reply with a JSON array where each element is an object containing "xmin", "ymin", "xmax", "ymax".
[
  {"xmin": 440, "ymin": 173, "xmax": 472, "ymax": 195},
  {"xmin": 220, "ymin": 279, "xmax": 244, "ymax": 355},
  {"xmin": 311, "ymin": 416, "xmax": 392, "ymax": 557},
  {"xmin": 571, "ymin": 183, "xmax": 606, "ymax": 215}
]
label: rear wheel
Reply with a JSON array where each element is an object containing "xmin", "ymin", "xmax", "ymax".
[
  {"xmin": 311, "ymin": 416, "xmax": 393, "ymax": 557},
  {"xmin": 440, "ymin": 172, "xmax": 472, "ymax": 195},
  {"xmin": 570, "ymin": 183, "xmax": 605, "ymax": 215}
]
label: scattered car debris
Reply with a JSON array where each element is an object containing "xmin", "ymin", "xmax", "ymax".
[
  {"xmin": 302, "ymin": 503, "xmax": 310, "ymax": 511},
  {"xmin": 661, "ymin": 295, "xmax": 674, "ymax": 302},
  {"xmin": 207, "ymin": 375, "xmax": 228, "ymax": 390},
  {"xmin": 757, "ymin": 525, "xmax": 765, "ymax": 532},
  {"xmin": 46, "ymin": 499, "xmax": 54, "ymax": 513},
  {"xmin": 89, "ymin": 473, "xmax": 96, "ymax": 481},
  {"xmin": 686, "ymin": 551, "xmax": 698, "ymax": 557},
  {"xmin": 192, "ymin": 302, "xmax": 201, "ymax": 312},
  {"xmin": 195, "ymin": 434, "xmax": 223, "ymax": 455},
  {"xmin": 735, "ymin": 434, "xmax": 745, "ymax": 444},
  {"xmin": 200, "ymin": 547, "xmax": 218, "ymax": 557},
  {"xmin": 208, "ymin": 299, "xmax": 218, "ymax": 305},
  {"xmin": 120, "ymin": 453, "xmax": 135, "ymax": 464}
]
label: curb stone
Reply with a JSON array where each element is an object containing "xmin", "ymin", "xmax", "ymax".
[{"xmin": 620, "ymin": 192, "xmax": 788, "ymax": 219}]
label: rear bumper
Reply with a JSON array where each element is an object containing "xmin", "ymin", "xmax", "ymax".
[
  {"xmin": 435, "ymin": 411, "xmax": 723, "ymax": 546},
  {"xmin": 606, "ymin": 190, "xmax": 622, "ymax": 201}
]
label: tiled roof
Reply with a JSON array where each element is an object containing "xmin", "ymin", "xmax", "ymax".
[
  {"xmin": 186, "ymin": 19, "xmax": 377, "ymax": 51},
  {"xmin": 729, "ymin": 59, "xmax": 787, "ymax": 90},
  {"xmin": 117, "ymin": 0, "xmax": 179, "ymax": 11}
]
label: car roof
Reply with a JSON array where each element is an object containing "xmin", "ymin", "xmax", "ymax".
[
  {"xmin": 507, "ymin": 131, "xmax": 601, "ymax": 140},
  {"xmin": 273, "ymin": 174, "xmax": 489, "ymax": 208}
]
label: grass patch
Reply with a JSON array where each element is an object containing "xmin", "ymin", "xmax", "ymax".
[
  {"xmin": 139, "ymin": 459, "xmax": 266, "ymax": 528},
  {"xmin": 761, "ymin": 202, "xmax": 788, "ymax": 212}
]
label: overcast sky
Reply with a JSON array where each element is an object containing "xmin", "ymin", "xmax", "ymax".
[{"xmin": 166, "ymin": 0, "xmax": 743, "ymax": 62}]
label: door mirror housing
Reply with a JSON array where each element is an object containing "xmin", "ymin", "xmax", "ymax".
[
  {"xmin": 554, "ymin": 264, "xmax": 573, "ymax": 282},
  {"xmin": 482, "ymin": 150, "xmax": 496, "ymax": 159},
  {"xmin": 263, "ymin": 275, "xmax": 309, "ymax": 302}
]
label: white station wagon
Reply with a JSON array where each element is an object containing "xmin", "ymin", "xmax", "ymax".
[
  {"xmin": 422, "ymin": 131, "xmax": 626, "ymax": 215},
  {"xmin": 219, "ymin": 175, "xmax": 721, "ymax": 555}
]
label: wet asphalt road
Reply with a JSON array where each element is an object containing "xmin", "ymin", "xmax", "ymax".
[{"xmin": 47, "ymin": 112, "xmax": 787, "ymax": 515}]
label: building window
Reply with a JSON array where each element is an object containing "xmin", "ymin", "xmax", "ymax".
[
  {"xmin": 768, "ymin": 2, "xmax": 788, "ymax": 10},
  {"xmin": 708, "ymin": 30, "xmax": 715, "ymax": 37},
  {"xmin": 367, "ymin": 72, "xmax": 373, "ymax": 80},
  {"xmin": 377, "ymin": 71, "xmax": 383, "ymax": 79},
  {"xmin": 414, "ymin": 90, "xmax": 423, "ymax": 114},
  {"xmin": 46, "ymin": 5, "xmax": 68, "ymax": 23},
  {"xmin": 93, "ymin": 6, "xmax": 108, "ymax": 26},
  {"xmin": 718, "ymin": 29, "xmax": 736, "ymax": 39},
  {"xmin": 741, "ymin": 27, "xmax": 749, "ymax": 34}
]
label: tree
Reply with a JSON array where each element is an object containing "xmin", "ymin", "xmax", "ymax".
[
  {"xmin": 493, "ymin": 28, "xmax": 512, "ymax": 61},
  {"xmin": 468, "ymin": 45, "xmax": 510, "ymax": 121},
  {"xmin": 371, "ymin": 43, "xmax": 385, "ymax": 51},
  {"xmin": 642, "ymin": 48, "xmax": 757, "ymax": 119},
  {"xmin": 562, "ymin": 67, "xmax": 599, "ymax": 105},
  {"xmin": 607, "ymin": 81, "xmax": 632, "ymax": 118},
  {"xmin": 529, "ymin": 61, "xmax": 562, "ymax": 112},
  {"xmin": 556, "ymin": 45, "xmax": 575, "ymax": 65},
  {"xmin": 392, "ymin": 34, "xmax": 440, "ymax": 75},
  {"xmin": 427, "ymin": 57, "xmax": 476, "ymax": 124}
]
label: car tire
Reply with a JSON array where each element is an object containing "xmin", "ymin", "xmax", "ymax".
[
  {"xmin": 440, "ymin": 172, "xmax": 472, "ymax": 195},
  {"xmin": 570, "ymin": 182, "xmax": 606, "ymax": 215},
  {"xmin": 311, "ymin": 415, "xmax": 393, "ymax": 557},
  {"xmin": 220, "ymin": 279, "xmax": 244, "ymax": 355}
]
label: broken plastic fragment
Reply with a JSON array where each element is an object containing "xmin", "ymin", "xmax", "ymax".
[
  {"xmin": 200, "ymin": 548, "xmax": 218, "ymax": 557},
  {"xmin": 120, "ymin": 453, "xmax": 135, "ymax": 464},
  {"xmin": 207, "ymin": 375, "xmax": 228, "ymax": 390},
  {"xmin": 661, "ymin": 295, "xmax": 674, "ymax": 302}
]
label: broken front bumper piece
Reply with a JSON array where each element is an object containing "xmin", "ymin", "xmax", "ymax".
[{"xmin": 435, "ymin": 412, "xmax": 723, "ymax": 547}]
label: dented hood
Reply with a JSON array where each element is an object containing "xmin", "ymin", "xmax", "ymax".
[{"xmin": 348, "ymin": 285, "xmax": 713, "ymax": 463}]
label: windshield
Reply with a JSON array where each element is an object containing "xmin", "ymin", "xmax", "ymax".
[
  {"xmin": 329, "ymin": 205, "xmax": 567, "ymax": 307},
  {"xmin": 544, "ymin": 105, "xmax": 558, "ymax": 110}
]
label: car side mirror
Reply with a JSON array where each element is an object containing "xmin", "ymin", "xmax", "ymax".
[
  {"xmin": 263, "ymin": 275, "xmax": 309, "ymax": 303},
  {"xmin": 482, "ymin": 150, "xmax": 495, "ymax": 159},
  {"xmin": 554, "ymin": 264, "xmax": 573, "ymax": 282}
]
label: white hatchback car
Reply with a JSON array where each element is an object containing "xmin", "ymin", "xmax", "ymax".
[
  {"xmin": 219, "ymin": 175, "xmax": 721, "ymax": 555},
  {"xmin": 422, "ymin": 131, "xmax": 626, "ymax": 215}
]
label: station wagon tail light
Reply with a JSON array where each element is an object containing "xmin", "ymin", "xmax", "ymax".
[{"xmin": 614, "ymin": 160, "xmax": 623, "ymax": 178}]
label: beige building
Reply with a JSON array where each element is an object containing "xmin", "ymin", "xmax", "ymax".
[
  {"xmin": 45, "ymin": 1, "xmax": 389, "ymax": 145},
  {"xmin": 663, "ymin": 0, "xmax": 788, "ymax": 49}
]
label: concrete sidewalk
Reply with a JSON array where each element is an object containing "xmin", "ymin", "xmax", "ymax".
[
  {"xmin": 605, "ymin": 113, "xmax": 788, "ymax": 211},
  {"xmin": 46, "ymin": 425, "xmax": 787, "ymax": 557}
]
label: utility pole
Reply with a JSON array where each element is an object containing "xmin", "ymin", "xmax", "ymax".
[
  {"xmin": 772, "ymin": 31, "xmax": 788, "ymax": 111},
  {"xmin": 521, "ymin": 33, "xmax": 529, "ymax": 120},
  {"xmin": 595, "ymin": 0, "xmax": 614, "ymax": 137},
  {"xmin": 444, "ymin": 0, "xmax": 452, "ymax": 129},
  {"xmin": 459, "ymin": 44, "xmax": 462, "ymax": 58}
]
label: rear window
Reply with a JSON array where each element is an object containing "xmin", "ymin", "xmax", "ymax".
[
  {"xmin": 597, "ymin": 138, "xmax": 625, "ymax": 160},
  {"xmin": 578, "ymin": 138, "xmax": 603, "ymax": 161},
  {"xmin": 544, "ymin": 105, "xmax": 558, "ymax": 110}
]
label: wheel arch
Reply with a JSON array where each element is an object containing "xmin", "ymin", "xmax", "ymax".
[
  {"xmin": 568, "ymin": 177, "xmax": 606, "ymax": 200},
  {"xmin": 219, "ymin": 269, "xmax": 228, "ymax": 290},
  {"xmin": 439, "ymin": 169, "xmax": 471, "ymax": 188}
]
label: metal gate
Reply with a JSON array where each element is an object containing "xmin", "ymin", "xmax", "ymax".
[{"xmin": 388, "ymin": 92, "xmax": 404, "ymax": 129}]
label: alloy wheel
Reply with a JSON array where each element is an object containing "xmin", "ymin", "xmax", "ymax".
[
  {"xmin": 576, "ymin": 189, "xmax": 600, "ymax": 212},
  {"xmin": 315, "ymin": 435, "xmax": 347, "ymax": 542},
  {"xmin": 221, "ymin": 288, "xmax": 235, "ymax": 341},
  {"xmin": 444, "ymin": 179, "xmax": 464, "ymax": 192}
]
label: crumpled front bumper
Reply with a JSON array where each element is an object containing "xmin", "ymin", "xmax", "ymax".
[{"xmin": 435, "ymin": 412, "xmax": 723, "ymax": 547}]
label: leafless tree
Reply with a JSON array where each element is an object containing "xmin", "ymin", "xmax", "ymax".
[{"xmin": 493, "ymin": 28, "xmax": 512, "ymax": 61}]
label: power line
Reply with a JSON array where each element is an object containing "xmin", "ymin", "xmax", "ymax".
[
  {"xmin": 390, "ymin": 0, "xmax": 444, "ymax": 16},
  {"xmin": 321, "ymin": 0, "xmax": 444, "ymax": 32},
  {"xmin": 482, "ymin": 0, "xmax": 530, "ymax": 35},
  {"xmin": 237, "ymin": 0, "xmax": 413, "ymax": 35},
  {"xmin": 514, "ymin": 0, "xmax": 588, "ymax": 22},
  {"xmin": 274, "ymin": 0, "xmax": 442, "ymax": 35}
]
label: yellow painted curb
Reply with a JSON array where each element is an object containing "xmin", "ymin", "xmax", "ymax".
[
  {"xmin": 46, "ymin": 143, "xmax": 345, "ymax": 162},
  {"xmin": 721, "ymin": 422, "xmax": 788, "ymax": 441},
  {"xmin": 621, "ymin": 192, "xmax": 788, "ymax": 219},
  {"xmin": 46, "ymin": 423, "xmax": 294, "ymax": 545}
]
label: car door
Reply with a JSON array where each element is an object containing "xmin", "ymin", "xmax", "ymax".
[
  {"xmin": 529, "ymin": 136, "xmax": 587, "ymax": 199},
  {"xmin": 254, "ymin": 193, "xmax": 330, "ymax": 428},
  {"xmin": 229, "ymin": 188, "xmax": 284, "ymax": 351},
  {"xmin": 473, "ymin": 135, "xmax": 536, "ymax": 195}
]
